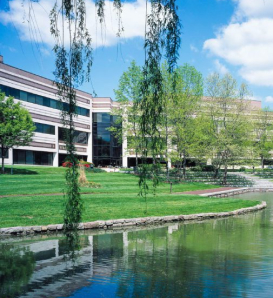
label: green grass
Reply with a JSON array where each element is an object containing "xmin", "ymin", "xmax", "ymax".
[{"xmin": 0, "ymin": 166, "xmax": 260, "ymax": 228}]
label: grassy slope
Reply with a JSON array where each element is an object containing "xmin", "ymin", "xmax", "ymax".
[{"xmin": 0, "ymin": 166, "xmax": 260, "ymax": 228}]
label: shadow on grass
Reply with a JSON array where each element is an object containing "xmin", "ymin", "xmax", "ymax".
[{"xmin": 1, "ymin": 168, "xmax": 38, "ymax": 175}]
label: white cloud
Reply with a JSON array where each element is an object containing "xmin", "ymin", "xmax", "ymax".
[
  {"xmin": 190, "ymin": 44, "xmax": 198, "ymax": 53},
  {"xmin": 204, "ymin": 0, "xmax": 273, "ymax": 87},
  {"xmin": 0, "ymin": 0, "xmax": 149, "ymax": 49},
  {"xmin": 214, "ymin": 59, "xmax": 228, "ymax": 74},
  {"xmin": 265, "ymin": 95, "xmax": 273, "ymax": 102},
  {"xmin": 233, "ymin": 0, "xmax": 273, "ymax": 20}
]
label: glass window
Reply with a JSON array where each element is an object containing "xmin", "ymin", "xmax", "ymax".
[
  {"xmin": 9, "ymin": 88, "xmax": 20, "ymax": 99},
  {"xmin": 102, "ymin": 113, "xmax": 111, "ymax": 123},
  {"xmin": 27, "ymin": 93, "xmax": 36, "ymax": 103},
  {"xmin": 34, "ymin": 122, "xmax": 55, "ymax": 135},
  {"xmin": 74, "ymin": 131, "xmax": 88, "ymax": 144},
  {"xmin": 17, "ymin": 150, "xmax": 26, "ymax": 164},
  {"xmin": 26, "ymin": 151, "xmax": 34, "ymax": 164},
  {"xmin": 20, "ymin": 91, "xmax": 28, "ymax": 101},
  {"xmin": 43, "ymin": 97, "xmax": 50, "ymax": 107},
  {"xmin": 50, "ymin": 99, "xmax": 57, "ymax": 109},
  {"xmin": 93, "ymin": 113, "xmax": 102, "ymax": 123},
  {"xmin": 0, "ymin": 85, "xmax": 90, "ymax": 117},
  {"xmin": 36, "ymin": 95, "xmax": 43, "ymax": 105},
  {"xmin": 0, "ymin": 85, "xmax": 8, "ymax": 95}
]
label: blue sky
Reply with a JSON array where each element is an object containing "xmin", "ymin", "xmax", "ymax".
[{"xmin": 0, "ymin": 0, "xmax": 273, "ymax": 108}]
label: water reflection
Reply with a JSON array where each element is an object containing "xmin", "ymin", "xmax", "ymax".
[
  {"xmin": 0, "ymin": 243, "xmax": 35, "ymax": 298},
  {"xmin": 1, "ymin": 192, "xmax": 273, "ymax": 297}
]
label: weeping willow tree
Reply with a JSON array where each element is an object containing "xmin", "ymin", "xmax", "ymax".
[
  {"xmin": 49, "ymin": 0, "xmax": 95, "ymax": 231},
  {"xmin": 49, "ymin": 0, "xmax": 181, "ymax": 223},
  {"xmin": 138, "ymin": 0, "xmax": 181, "ymax": 208}
]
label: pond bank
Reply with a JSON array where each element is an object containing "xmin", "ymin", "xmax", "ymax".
[{"xmin": 0, "ymin": 200, "xmax": 266, "ymax": 236}]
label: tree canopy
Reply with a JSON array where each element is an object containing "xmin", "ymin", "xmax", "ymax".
[{"xmin": 0, "ymin": 92, "xmax": 35, "ymax": 174}]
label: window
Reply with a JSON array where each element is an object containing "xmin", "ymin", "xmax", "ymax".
[
  {"xmin": 36, "ymin": 95, "xmax": 43, "ymax": 105},
  {"xmin": 58, "ymin": 127, "xmax": 88, "ymax": 144},
  {"xmin": 0, "ymin": 84, "xmax": 90, "ymax": 117},
  {"xmin": 92, "ymin": 112, "xmax": 122, "ymax": 166},
  {"xmin": 20, "ymin": 91, "xmax": 28, "ymax": 101},
  {"xmin": 27, "ymin": 93, "xmax": 36, "ymax": 103},
  {"xmin": 13, "ymin": 149, "xmax": 53, "ymax": 166},
  {"xmin": 34, "ymin": 122, "xmax": 55, "ymax": 135}
]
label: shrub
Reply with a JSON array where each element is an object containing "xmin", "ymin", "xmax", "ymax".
[
  {"xmin": 201, "ymin": 165, "xmax": 215, "ymax": 172},
  {"xmin": 62, "ymin": 160, "xmax": 94, "ymax": 168},
  {"xmin": 190, "ymin": 165, "xmax": 202, "ymax": 172}
]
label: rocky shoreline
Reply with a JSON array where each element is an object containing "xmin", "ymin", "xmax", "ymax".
[{"xmin": 0, "ymin": 201, "xmax": 267, "ymax": 236}]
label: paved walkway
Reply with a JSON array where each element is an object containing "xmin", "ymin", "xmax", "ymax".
[
  {"xmin": 230, "ymin": 172, "xmax": 273, "ymax": 189},
  {"xmin": 177, "ymin": 187, "xmax": 239, "ymax": 195}
]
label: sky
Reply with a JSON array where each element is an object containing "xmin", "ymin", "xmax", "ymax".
[{"xmin": 0, "ymin": 0, "xmax": 273, "ymax": 108}]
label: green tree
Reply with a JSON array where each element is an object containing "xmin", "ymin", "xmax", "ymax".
[
  {"xmin": 252, "ymin": 108, "xmax": 273, "ymax": 169},
  {"xmin": 169, "ymin": 64, "xmax": 203, "ymax": 179},
  {"xmin": 50, "ymin": 0, "xmax": 94, "ymax": 231},
  {"xmin": 0, "ymin": 92, "xmax": 35, "ymax": 174},
  {"xmin": 110, "ymin": 60, "xmax": 143, "ymax": 169},
  {"xmin": 202, "ymin": 73, "xmax": 251, "ymax": 184},
  {"xmin": 49, "ymin": 0, "xmax": 181, "ymax": 219}
]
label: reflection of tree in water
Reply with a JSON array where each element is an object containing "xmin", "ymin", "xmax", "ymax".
[
  {"xmin": 0, "ymin": 243, "xmax": 35, "ymax": 298},
  {"xmin": 63, "ymin": 230, "xmax": 81, "ymax": 265},
  {"xmin": 111, "ymin": 214, "xmax": 269, "ymax": 298}
]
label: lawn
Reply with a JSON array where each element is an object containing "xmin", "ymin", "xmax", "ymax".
[{"xmin": 0, "ymin": 166, "xmax": 260, "ymax": 228}]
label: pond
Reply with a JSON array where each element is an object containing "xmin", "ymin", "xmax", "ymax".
[{"xmin": 1, "ymin": 192, "xmax": 273, "ymax": 298}]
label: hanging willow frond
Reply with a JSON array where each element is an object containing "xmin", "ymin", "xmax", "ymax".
[{"xmin": 138, "ymin": 0, "xmax": 181, "ymax": 207}]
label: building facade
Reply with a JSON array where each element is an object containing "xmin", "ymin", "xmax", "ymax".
[
  {"xmin": 0, "ymin": 56, "xmax": 127, "ymax": 168},
  {"xmin": 1, "ymin": 55, "xmax": 265, "ymax": 168}
]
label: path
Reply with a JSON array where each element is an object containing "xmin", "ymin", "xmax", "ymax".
[
  {"xmin": 231, "ymin": 172, "xmax": 273, "ymax": 189},
  {"xmin": 176, "ymin": 187, "xmax": 238, "ymax": 195}
]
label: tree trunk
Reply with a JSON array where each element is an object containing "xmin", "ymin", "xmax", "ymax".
[
  {"xmin": 182, "ymin": 152, "xmax": 186, "ymax": 179},
  {"xmin": 1, "ymin": 156, "xmax": 4, "ymax": 174},
  {"xmin": 165, "ymin": 119, "xmax": 169, "ymax": 182},
  {"xmin": 1, "ymin": 145, "xmax": 5, "ymax": 174},
  {"xmin": 135, "ymin": 151, "xmax": 138, "ymax": 174},
  {"xmin": 261, "ymin": 156, "xmax": 264, "ymax": 169},
  {"xmin": 213, "ymin": 166, "xmax": 219, "ymax": 179},
  {"xmin": 223, "ymin": 165, "xmax": 228, "ymax": 185},
  {"xmin": 179, "ymin": 157, "xmax": 182, "ymax": 182}
]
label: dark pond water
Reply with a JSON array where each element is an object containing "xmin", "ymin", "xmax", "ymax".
[{"xmin": 1, "ymin": 192, "xmax": 273, "ymax": 298}]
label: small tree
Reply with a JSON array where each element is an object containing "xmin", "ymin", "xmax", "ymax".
[
  {"xmin": 202, "ymin": 73, "xmax": 251, "ymax": 184},
  {"xmin": 110, "ymin": 61, "xmax": 143, "ymax": 169},
  {"xmin": 252, "ymin": 108, "xmax": 273, "ymax": 169},
  {"xmin": 169, "ymin": 64, "xmax": 203, "ymax": 179},
  {"xmin": 0, "ymin": 92, "xmax": 35, "ymax": 174}
]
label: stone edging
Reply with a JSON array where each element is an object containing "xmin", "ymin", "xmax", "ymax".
[
  {"xmin": 0, "ymin": 201, "xmax": 267, "ymax": 236},
  {"xmin": 202, "ymin": 187, "xmax": 273, "ymax": 198}
]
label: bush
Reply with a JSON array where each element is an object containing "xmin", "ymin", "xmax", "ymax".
[
  {"xmin": 201, "ymin": 165, "xmax": 215, "ymax": 172},
  {"xmin": 62, "ymin": 160, "xmax": 94, "ymax": 168},
  {"xmin": 239, "ymin": 167, "xmax": 246, "ymax": 172},
  {"xmin": 190, "ymin": 166, "xmax": 202, "ymax": 172}
]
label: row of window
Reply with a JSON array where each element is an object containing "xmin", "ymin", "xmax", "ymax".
[
  {"xmin": 34, "ymin": 123, "xmax": 89, "ymax": 145},
  {"xmin": 93, "ymin": 113, "xmax": 120, "ymax": 124},
  {"xmin": 93, "ymin": 146, "xmax": 121, "ymax": 158},
  {"xmin": 58, "ymin": 128, "xmax": 89, "ymax": 144},
  {"xmin": 13, "ymin": 149, "xmax": 53, "ymax": 166},
  {"xmin": 0, "ymin": 85, "xmax": 90, "ymax": 117},
  {"xmin": 35, "ymin": 122, "xmax": 55, "ymax": 135}
]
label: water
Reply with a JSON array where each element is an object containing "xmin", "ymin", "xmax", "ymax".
[{"xmin": 1, "ymin": 192, "xmax": 273, "ymax": 298}]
